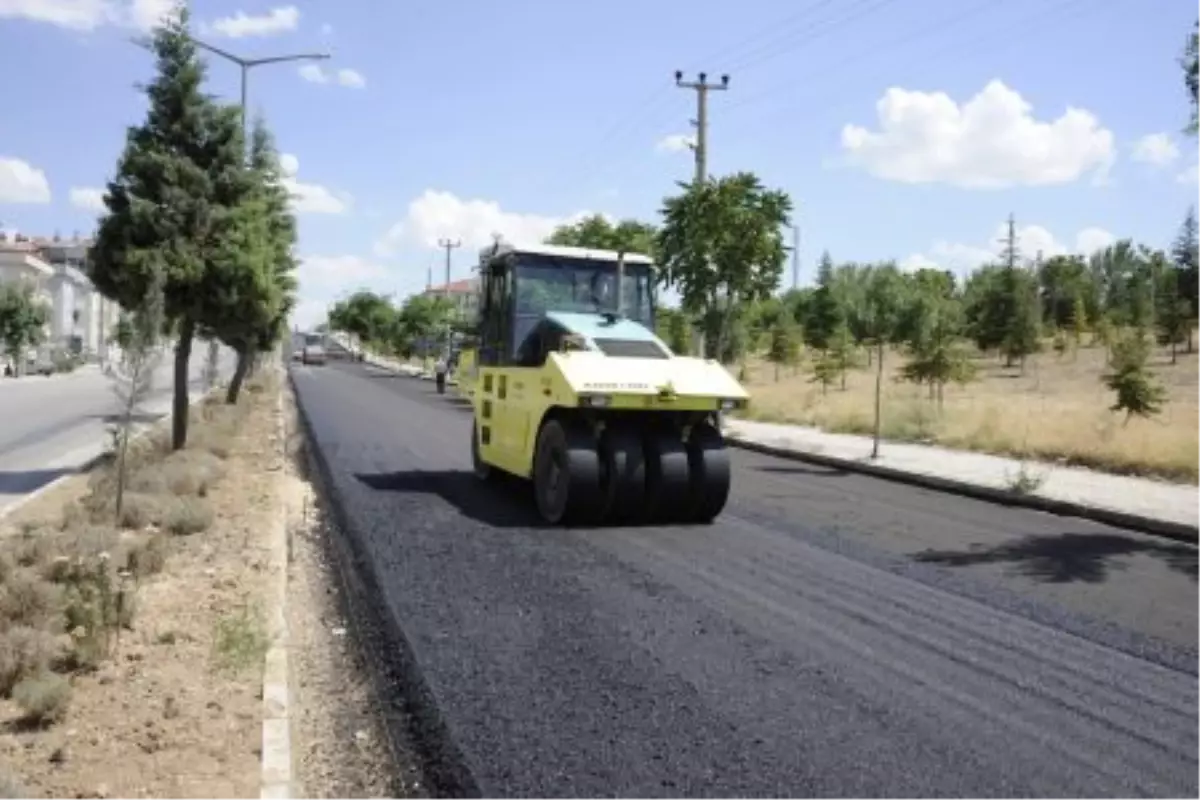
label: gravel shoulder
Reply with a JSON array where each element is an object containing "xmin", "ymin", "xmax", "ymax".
[{"xmin": 281, "ymin": 386, "xmax": 425, "ymax": 799}]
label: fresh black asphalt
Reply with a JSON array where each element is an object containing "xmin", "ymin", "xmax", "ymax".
[{"xmin": 289, "ymin": 359, "xmax": 1199, "ymax": 798}]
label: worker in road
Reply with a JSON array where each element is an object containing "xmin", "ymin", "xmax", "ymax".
[{"xmin": 434, "ymin": 355, "xmax": 448, "ymax": 394}]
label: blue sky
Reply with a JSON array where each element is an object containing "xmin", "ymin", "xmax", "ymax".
[{"xmin": 1, "ymin": 0, "xmax": 1197, "ymax": 328}]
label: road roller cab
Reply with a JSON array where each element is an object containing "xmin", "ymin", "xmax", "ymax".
[{"xmin": 469, "ymin": 241, "xmax": 749, "ymax": 526}]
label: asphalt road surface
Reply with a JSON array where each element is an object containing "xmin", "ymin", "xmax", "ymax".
[
  {"xmin": 290, "ymin": 359, "xmax": 1198, "ymax": 798},
  {"xmin": 0, "ymin": 345, "xmax": 235, "ymax": 511}
]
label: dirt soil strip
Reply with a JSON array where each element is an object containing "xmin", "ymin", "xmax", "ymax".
[
  {"xmin": 0, "ymin": 379, "xmax": 279, "ymax": 798},
  {"xmin": 280, "ymin": 381, "xmax": 427, "ymax": 798}
]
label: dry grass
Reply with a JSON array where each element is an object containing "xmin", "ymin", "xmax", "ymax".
[
  {"xmin": 740, "ymin": 337, "xmax": 1199, "ymax": 483},
  {"xmin": 0, "ymin": 370, "xmax": 286, "ymax": 798}
]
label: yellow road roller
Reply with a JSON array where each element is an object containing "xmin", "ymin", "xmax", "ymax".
[{"xmin": 468, "ymin": 241, "xmax": 749, "ymax": 526}]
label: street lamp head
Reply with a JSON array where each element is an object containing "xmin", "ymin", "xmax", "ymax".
[
  {"xmin": 721, "ymin": 74, "xmax": 730, "ymax": 86},
  {"xmin": 698, "ymin": 71, "xmax": 707, "ymax": 83},
  {"xmin": 674, "ymin": 69, "xmax": 683, "ymax": 83}
]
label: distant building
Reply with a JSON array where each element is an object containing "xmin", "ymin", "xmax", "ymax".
[
  {"xmin": 0, "ymin": 230, "xmax": 116, "ymax": 360},
  {"xmin": 421, "ymin": 277, "xmax": 480, "ymax": 321}
]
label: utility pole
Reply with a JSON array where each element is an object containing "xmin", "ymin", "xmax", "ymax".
[
  {"xmin": 675, "ymin": 71, "xmax": 729, "ymax": 359},
  {"xmin": 999, "ymin": 213, "xmax": 1020, "ymax": 270},
  {"xmin": 188, "ymin": 38, "xmax": 331, "ymax": 159},
  {"xmin": 437, "ymin": 238, "xmax": 462, "ymax": 359},
  {"xmin": 674, "ymin": 71, "xmax": 729, "ymax": 185}
]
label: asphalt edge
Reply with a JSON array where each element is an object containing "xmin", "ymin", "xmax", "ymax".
[
  {"xmin": 0, "ymin": 381, "xmax": 226, "ymax": 524},
  {"xmin": 286, "ymin": 367, "xmax": 484, "ymax": 798},
  {"xmin": 260, "ymin": 371, "xmax": 293, "ymax": 799},
  {"xmin": 724, "ymin": 433, "xmax": 1199, "ymax": 545}
]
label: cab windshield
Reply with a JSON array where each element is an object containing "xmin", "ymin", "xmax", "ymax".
[
  {"xmin": 304, "ymin": 334, "xmax": 323, "ymax": 347},
  {"xmin": 513, "ymin": 257, "xmax": 655, "ymax": 329}
]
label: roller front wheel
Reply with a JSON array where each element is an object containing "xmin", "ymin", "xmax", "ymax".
[
  {"xmin": 533, "ymin": 419, "xmax": 605, "ymax": 525},
  {"xmin": 599, "ymin": 426, "xmax": 646, "ymax": 524},
  {"xmin": 642, "ymin": 429, "xmax": 691, "ymax": 524},
  {"xmin": 683, "ymin": 422, "xmax": 731, "ymax": 523}
]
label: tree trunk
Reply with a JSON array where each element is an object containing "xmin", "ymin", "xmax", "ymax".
[
  {"xmin": 871, "ymin": 341, "xmax": 884, "ymax": 459},
  {"xmin": 172, "ymin": 317, "xmax": 195, "ymax": 451},
  {"xmin": 1171, "ymin": 341, "xmax": 1178, "ymax": 365},
  {"xmin": 226, "ymin": 344, "xmax": 252, "ymax": 404}
]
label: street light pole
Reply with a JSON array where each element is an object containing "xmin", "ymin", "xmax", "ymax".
[
  {"xmin": 186, "ymin": 38, "xmax": 329, "ymax": 370},
  {"xmin": 189, "ymin": 37, "xmax": 331, "ymax": 157}
]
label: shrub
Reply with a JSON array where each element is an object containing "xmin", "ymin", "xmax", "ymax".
[
  {"xmin": 0, "ymin": 627, "xmax": 56, "ymax": 695},
  {"xmin": 0, "ymin": 571, "xmax": 63, "ymax": 630},
  {"xmin": 125, "ymin": 533, "xmax": 169, "ymax": 578},
  {"xmin": 13, "ymin": 670, "xmax": 71, "ymax": 725},
  {"xmin": 117, "ymin": 492, "xmax": 164, "ymax": 529},
  {"xmin": 163, "ymin": 497, "xmax": 214, "ymax": 536}
]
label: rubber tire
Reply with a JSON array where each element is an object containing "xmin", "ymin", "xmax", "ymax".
[
  {"xmin": 599, "ymin": 426, "xmax": 646, "ymax": 524},
  {"xmin": 683, "ymin": 423, "xmax": 731, "ymax": 523},
  {"xmin": 533, "ymin": 418, "xmax": 605, "ymax": 526},
  {"xmin": 471, "ymin": 421, "xmax": 496, "ymax": 482},
  {"xmin": 642, "ymin": 428, "xmax": 692, "ymax": 524}
]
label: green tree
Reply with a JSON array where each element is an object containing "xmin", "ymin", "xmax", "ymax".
[
  {"xmin": 861, "ymin": 264, "xmax": 908, "ymax": 459},
  {"xmin": 1104, "ymin": 333, "xmax": 1168, "ymax": 424},
  {"xmin": 0, "ymin": 283, "xmax": 49, "ymax": 376},
  {"xmin": 765, "ymin": 319, "xmax": 800, "ymax": 381},
  {"xmin": 1070, "ymin": 294, "xmax": 1088, "ymax": 347},
  {"xmin": 545, "ymin": 214, "xmax": 658, "ymax": 259},
  {"xmin": 1184, "ymin": 19, "xmax": 1198, "ymax": 135},
  {"xmin": 657, "ymin": 172, "xmax": 791, "ymax": 363},
  {"xmin": 88, "ymin": 2, "xmax": 248, "ymax": 450},
  {"xmin": 1171, "ymin": 206, "xmax": 1198, "ymax": 351},
  {"xmin": 328, "ymin": 291, "xmax": 395, "ymax": 351},
  {"xmin": 218, "ymin": 119, "xmax": 297, "ymax": 403},
  {"xmin": 656, "ymin": 306, "xmax": 693, "ymax": 355},
  {"xmin": 803, "ymin": 251, "xmax": 843, "ymax": 350},
  {"xmin": 1156, "ymin": 269, "xmax": 1191, "ymax": 364},
  {"xmin": 899, "ymin": 293, "xmax": 976, "ymax": 410}
]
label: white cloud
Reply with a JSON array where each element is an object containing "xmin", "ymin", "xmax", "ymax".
[
  {"xmin": 1177, "ymin": 162, "xmax": 1199, "ymax": 185},
  {"xmin": 0, "ymin": 0, "xmax": 175, "ymax": 32},
  {"xmin": 293, "ymin": 254, "xmax": 392, "ymax": 329},
  {"xmin": 125, "ymin": 0, "xmax": 169, "ymax": 31},
  {"xmin": 0, "ymin": 157, "xmax": 51, "ymax": 204},
  {"xmin": 209, "ymin": 6, "xmax": 298, "ymax": 38},
  {"xmin": 297, "ymin": 63, "xmax": 327, "ymax": 84},
  {"xmin": 278, "ymin": 153, "xmax": 350, "ymax": 215},
  {"xmin": 336, "ymin": 68, "xmax": 365, "ymax": 88},
  {"xmin": 1131, "ymin": 133, "xmax": 1180, "ymax": 167},
  {"xmin": 319, "ymin": 22, "xmax": 332, "ymax": 35},
  {"xmin": 373, "ymin": 190, "xmax": 599, "ymax": 256},
  {"xmin": 298, "ymin": 64, "xmax": 365, "ymax": 88},
  {"xmin": 656, "ymin": 133, "xmax": 695, "ymax": 154},
  {"xmin": 901, "ymin": 222, "xmax": 1116, "ymax": 274},
  {"xmin": 69, "ymin": 186, "xmax": 105, "ymax": 212},
  {"xmin": 840, "ymin": 80, "xmax": 1115, "ymax": 189}
]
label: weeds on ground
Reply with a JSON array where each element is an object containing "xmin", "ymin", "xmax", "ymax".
[
  {"xmin": 0, "ymin": 368, "xmax": 266, "ymax": 756},
  {"xmin": 211, "ymin": 604, "xmax": 268, "ymax": 675}
]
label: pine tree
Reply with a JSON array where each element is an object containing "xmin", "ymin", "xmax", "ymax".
[
  {"xmin": 765, "ymin": 319, "xmax": 800, "ymax": 381},
  {"xmin": 804, "ymin": 250, "xmax": 842, "ymax": 350},
  {"xmin": 1104, "ymin": 333, "xmax": 1168, "ymax": 424},
  {"xmin": 88, "ymin": 1, "xmax": 247, "ymax": 450},
  {"xmin": 1171, "ymin": 206, "xmax": 1198, "ymax": 352}
]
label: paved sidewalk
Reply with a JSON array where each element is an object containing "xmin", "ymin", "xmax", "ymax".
[{"xmin": 724, "ymin": 418, "xmax": 1198, "ymax": 536}]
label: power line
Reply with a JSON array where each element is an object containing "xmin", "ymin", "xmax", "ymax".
[{"xmin": 721, "ymin": 0, "xmax": 1097, "ymax": 136}]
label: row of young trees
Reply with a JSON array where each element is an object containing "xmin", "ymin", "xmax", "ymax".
[
  {"xmin": 327, "ymin": 290, "xmax": 461, "ymax": 359},
  {"xmin": 85, "ymin": 3, "xmax": 297, "ymax": 451}
]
